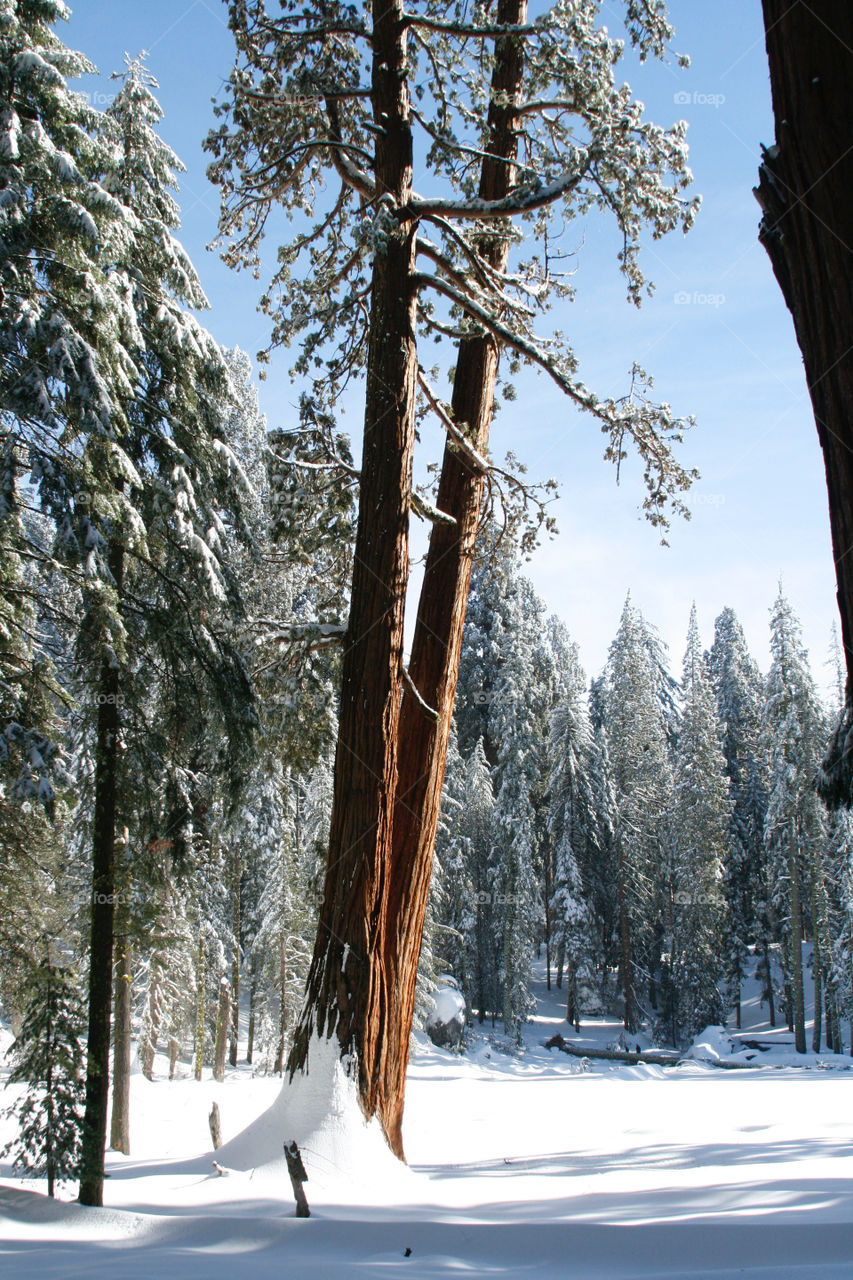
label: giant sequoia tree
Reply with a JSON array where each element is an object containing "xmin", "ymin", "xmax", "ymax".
[
  {"xmin": 209, "ymin": 0, "xmax": 699, "ymax": 1153},
  {"xmin": 755, "ymin": 2, "xmax": 853, "ymax": 808}
]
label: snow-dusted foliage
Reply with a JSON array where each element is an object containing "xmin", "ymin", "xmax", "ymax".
[
  {"xmin": 666, "ymin": 605, "xmax": 729, "ymax": 1044},
  {"xmin": 600, "ymin": 595, "xmax": 673, "ymax": 1032},
  {"xmin": 2, "ymin": 955, "xmax": 86, "ymax": 1196},
  {"xmin": 708, "ymin": 606, "xmax": 768, "ymax": 1024}
]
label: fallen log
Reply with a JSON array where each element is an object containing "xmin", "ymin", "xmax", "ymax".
[{"xmin": 543, "ymin": 1033, "xmax": 763, "ymax": 1069}]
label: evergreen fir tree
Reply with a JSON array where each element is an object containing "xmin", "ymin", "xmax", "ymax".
[
  {"xmin": 708, "ymin": 606, "xmax": 768, "ymax": 1027},
  {"xmin": 667, "ymin": 605, "xmax": 729, "ymax": 1044},
  {"xmin": 2, "ymin": 956, "xmax": 86, "ymax": 1197},
  {"xmin": 762, "ymin": 586, "xmax": 826, "ymax": 1054},
  {"xmin": 602, "ymin": 595, "xmax": 673, "ymax": 1032}
]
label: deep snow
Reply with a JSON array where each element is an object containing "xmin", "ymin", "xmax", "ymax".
[{"xmin": 2, "ymin": 954, "xmax": 853, "ymax": 1279}]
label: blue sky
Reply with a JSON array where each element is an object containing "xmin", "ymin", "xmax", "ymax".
[{"xmin": 65, "ymin": 0, "xmax": 839, "ymax": 691}]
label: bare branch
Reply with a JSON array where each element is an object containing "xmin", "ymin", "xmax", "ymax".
[
  {"xmin": 402, "ymin": 665, "xmax": 440, "ymax": 723},
  {"xmin": 416, "ymin": 368, "xmax": 489, "ymax": 474}
]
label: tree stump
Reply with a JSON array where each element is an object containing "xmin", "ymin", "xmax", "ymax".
[
  {"xmin": 209, "ymin": 1101, "xmax": 222, "ymax": 1150},
  {"xmin": 284, "ymin": 1139, "xmax": 310, "ymax": 1217}
]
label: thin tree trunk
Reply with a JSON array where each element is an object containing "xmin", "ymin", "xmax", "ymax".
[
  {"xmin": 247, "ymin": 957, "xmax": 256, "ymax": 1066},
  {"xmin": 377, "ymin": 0, "xmax": 527, "ymax": 1158},
  {"xmin": 275, "ymin": 937, "xmax": 287, "ymax": 1076},
  {"xmin": 788, "ymin": 823, "xmax": 806, "ymax": 1054},
  {"xmin": 811, "ymin": 871, "xmax": 822, "ymax": 1053},
  {"xmin": 109, "ymin": 935, "xmax": 132, "ymax": 1154},
  {"xmin": 287, "ymin": 0, "xmax": 418, "ymax": 1125},
  {"xmin": 213, "ymin": 978, "xmax": 230, "ymax": 1084},
  {"xmin": 544, "ymin": 845, "xmax": 552, "ymax": 992},
  {"xmin": 140, "ymin": 959, "xmax": 161, "ymax": 1082},
  {"xmin": 229, "ymin": 849, "xmax": 240, "ymax": 1069},
  {"xmin": 618, "ymin": 839, "xmax": 636, "ymax": 1034},
  {"xmin": 757, "ymin": 2, "xmax": 853, "ymax": 807},
  {"xmin": 79, "ymin": 541, "xmax": 124, "ymax": 1207},
  {"xmin": 194, "ymin": 933, "xmax": 206, "ymax": 1081},
  {"xmin": 46, "ymin": 980, "xmax": 54, "ymax": 1198},
  {"xmin": 760, "ymin": 938, "xmax": 776, "ymax": 1027}
]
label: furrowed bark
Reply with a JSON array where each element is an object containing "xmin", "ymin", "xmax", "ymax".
[
  {"xmin": 377, "ymin": 0, "xmax": 527, "ymax": 1158},
  {"xmin": 79, "ymin": 542, "xmax": 124, "ymax": 1207},
  {"xmin": 287, "ymin": 0, "xmax": 418, "ymax": 1122},
  {"xmin": 757, "ymin": 1, "xmax": 853, "ymax": 806}
]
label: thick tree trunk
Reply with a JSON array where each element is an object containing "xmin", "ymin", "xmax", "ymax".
[
  {"xmin": 376, "ymin": 0, "xmax": 527, "ymax": 1159},
  {"xmin": 757, "ymin": 2, "xmax": 853, "ymax": 806},
  {"xmin": 287, "ymin": 0, "xmax": 418, "ymax": 1123},
  {"xmin": 79, "ymin": 542, "xmax": 124, "ymax": 1207},
  {"xmin": 109, "ymin": 935, "xmax": 132, "ymax": 1154},
  {"xmin": 229, "ymin": 849, "xmax": 240, "ymax": 1068}
]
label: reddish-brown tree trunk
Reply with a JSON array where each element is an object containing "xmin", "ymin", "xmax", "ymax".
[
  {"xmin": 377, "ymin": 1, "xmax": 527, "ymax": 1158},
  {"xmin": 287, "ymin": 0, "xmax": 418, "ymax": 1119},
  {"xmin": 757, "ymin": 2, "xmax": 853, "ymax": 806}
]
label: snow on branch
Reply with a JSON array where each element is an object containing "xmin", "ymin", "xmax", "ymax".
[
  {"xmin": 411, "ymin": 491, "xmax": 457, "ymax": 526},
  {"xmin": 400, "ymin": 155, "xmax": 594, "ymax": 223}
]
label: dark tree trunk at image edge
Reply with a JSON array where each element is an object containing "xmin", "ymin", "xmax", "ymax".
[
  {"xmin": 757, "ymin": 2, "xmax": 853, "ymax": 807},
  {"xmin": 287, "ymin": 0, "xmax": 418, "ymax": 1114},
  {"xmin": 79, "ymin": 543, "xmax": 124, "ymax": 1206},
  {"xmin": 377, "ymin": 0, "xmax": 527, "ymax": 1157}
]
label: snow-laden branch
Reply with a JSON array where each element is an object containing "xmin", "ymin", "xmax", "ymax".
[
  {"xmin": 411, "ymin": 491, "xmax": 457, "ymax": 526},
  {"xmin": 253, "ymin": 620, "xmax": 347, "ymax": 650},
  {"xmin": 413, "ymin": 269, "xmax": 597, "ymax": 415},
  {"xmin": 401, "ymin": 13, "xmax": 540, "ymax": 38},
  {"xmin": 324, "ymin": 96, "xmax": 375, "ymax": 199},
  {"xmin": 399, "ymin": 154, "xmax": 593, "ymax": 223}
]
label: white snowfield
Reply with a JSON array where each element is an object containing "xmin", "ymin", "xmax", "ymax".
[{"xmin": 2, "ymin": 959, "xmax": 853, "ymax": 1279}]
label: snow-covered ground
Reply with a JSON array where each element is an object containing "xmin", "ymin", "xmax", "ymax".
[{"xmin": 3, "ymin": 956, "xmax": 853, "ymax": 1278}]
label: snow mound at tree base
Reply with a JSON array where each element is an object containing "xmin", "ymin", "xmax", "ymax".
[
  {"xmin": 685, "ymin": 1026, "xmax": 733, "ymax": 1062},
  {"xmin": 210, "ymin": 1034, "xmax": 411, "ymax": 1202}
]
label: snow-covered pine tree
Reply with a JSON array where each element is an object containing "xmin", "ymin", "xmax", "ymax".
[
  {"xmin": 601, "ymin": 595, "xmax": 673, "ymax": 1032},
  {"xmin": 72, "ymin": 55, "xmax": 257, "ymax": 1206},
  {"xmin": 708, "ymin": 606, "xmax": 768, "ymax": 1027},
  {"xmin": 0, "ymin": 0, "xmax": 134, "ymax": 810},
  {"xmin": 2, "ymin": 956, "xmax": 86, "ymax": 1197},
  {"xmin": 434, "ymin": 731, "xmax": 500, "ymax": 1025},
  {"xmin": 667, "ymin": 605, "xmax": 729, "ymax": 1045},
  {"xmin": 547, "ymin": 636, "xmax": 605, "ymax": 1024},
  {"xmin": 761, "ymin": 586, "xmax": 826, "ymax": 1054},
  {"xmin": 489, "ymin": 575, "xmax": 549, "ymax": 1041}
]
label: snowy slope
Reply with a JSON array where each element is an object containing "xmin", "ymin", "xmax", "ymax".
[{"xmin": 3, "ymin": 954, "xmax": 853, "ymax": 1279}]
